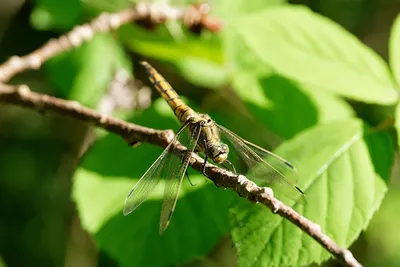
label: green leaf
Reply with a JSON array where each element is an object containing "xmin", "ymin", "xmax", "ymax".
[
  {"xmin": 223, "ymin": 25, "xmax": 273, "ymax": 75},
  {"xmin": 394, "ymin": 104, "xmax": 400, "ymax": 149},
  {"xmin": 82, "ymin": 0, "xmax": 132, "ymax": 13},
  {"xmin": 44, "ymin": 34, "xmax": 132, "ymax": 108},
  {"xmin": 232, "ymin": 72, "xmax": 354, "ymax": 139},
  {"xmin": 120, "ymin": 25, "xmax": 222, "ymax": 63},
  {"xmin": 96, "ymin": 182, "xmax": 233, "ymax": 267},
  {"xmin": 230, "ymin": 120, "xmax": 389, "ymax": 267},
  {"xmin": 214, "ymin": 0, "xmax": 285, "ymax": 23},
  {"xmin": 365, "ymin": 188, "xmax": 400, "ymax": 266},
  {"xmin": 229, "ymin": 6, "xmax": 397, "ymax": 105},
  {"xmin": 304, "ymin": 87, "xmax": 355, "ymax": 126},
  {"xmin": 364, "ymin": 131, "xmax": 394, "ymax": 182},
  {"xmin": 176, "ymin": 58, "xmax": 229, "ymax": 89},
  {"xmin": 389, "ymin": 14, "xmax": 400, "ymax": 87},
  {"xmin": 73, "ymin": 103, "xmax": 233, "ymax": 266},
  {"xmin": 30, "ymin": 0, "xmax": 82, "ymax": 30}
]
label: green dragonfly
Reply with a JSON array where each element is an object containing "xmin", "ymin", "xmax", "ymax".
[{"xmin": 123, "ymin": 61, "xmax": 306, "ymax": 234}]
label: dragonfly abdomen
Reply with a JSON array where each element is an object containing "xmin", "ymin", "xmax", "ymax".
[{"xmin": 140, "ymin": 61, "xmax": 195, "ymax": 123}]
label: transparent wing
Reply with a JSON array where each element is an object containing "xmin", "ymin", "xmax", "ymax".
[
  {"xmin": 159, "ymin": 122, "xmax": 202, "ymax": 234},
  {"xmin": 123, "ymin": 122, "xmax": 191, "ymax": 216},
  {"xmin": 216, "ymin": 124, "xmax": 306, "ymax": 204}
]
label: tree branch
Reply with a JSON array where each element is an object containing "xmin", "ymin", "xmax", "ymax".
[
  {"xmin": 0, "ymin": 83, "xmax": 362, "ymax": 267},
  {"xmin": 0, "ymin": 2, "xmax": 221, "ymax": 83},
  {"xmin": 0, "ymin": 83, "xmax": 170, "ymax": 146}
]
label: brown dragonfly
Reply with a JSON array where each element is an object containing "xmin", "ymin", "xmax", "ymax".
[{"xmin": 123, "ymin": 61, "xmax": 306, "ymax": 234}]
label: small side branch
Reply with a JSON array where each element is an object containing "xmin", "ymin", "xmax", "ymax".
[{"xmin": 0, "ymin": 83, "xmax": 362, "ymax": 267}]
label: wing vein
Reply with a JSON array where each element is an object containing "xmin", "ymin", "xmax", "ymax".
[
  {"xmin": 123, "ymin": 121, "xmax": 191, "ymax": 215},
  {"xmin": 159, "ymin": 122, "xmax": 202, "ymax": 234}
]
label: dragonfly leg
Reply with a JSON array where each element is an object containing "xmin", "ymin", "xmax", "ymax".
[
  {"xmin": 185, "ymin": 170, "xmax": 196, "ymax": 186},
  {"xmin": 202, "ymin": 136, "xmax": 209, "ymax": 175},
  {"xmin": 221, "ymin": 160, "xmax": 237, "ymax": 174},
  {"xmin": 202, "ymin": 154, "xmax": 208, "ymax": 175}
]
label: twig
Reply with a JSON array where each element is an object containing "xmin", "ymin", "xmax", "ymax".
[
  {"xmin": 0, "ymin": 2, "xmax": 221, "ymax": 83},
  {"xmin": 0, "ymin": 83, "xmax": 170, "ymax": 147},
  {"xmin": 0, "ymin": 83, "xmax": 362, "ymax": 267}
]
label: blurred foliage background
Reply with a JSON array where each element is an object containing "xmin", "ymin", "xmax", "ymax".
[{"xmin": 1, "ymin": 0, "xmax": 400, "ymax": 267}]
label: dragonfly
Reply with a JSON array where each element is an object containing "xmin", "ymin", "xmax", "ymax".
[{"xmin": 123, "ymin": 61, "xmax": 306, "ymax": 234}]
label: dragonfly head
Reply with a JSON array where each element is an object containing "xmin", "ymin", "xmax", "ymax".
[{"xmin": 209, "ymin": 143, "xmax": 229, "ymax": 164}]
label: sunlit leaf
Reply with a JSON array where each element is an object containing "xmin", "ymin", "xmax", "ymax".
[
  {"xmin": 120, "ymin": 25, "xmax": 222, "ymax": 63},
  {"xmin": 230, "ymin": 120, "xmax": 390, "ymax": 267},
  {"xmin": 214, "ymin": 0, "xmax": 285, "ymax": 22},
  {"xmin": 229, "ymin": 6, "xmax": 397, "ymax": 104},
  {"xmin": 389, "ymin": 13, "xmax": 400, "ymax": 87},
  {"xmin": 176, "ymin": 57, "xmax": 229, "ymax": 89}
]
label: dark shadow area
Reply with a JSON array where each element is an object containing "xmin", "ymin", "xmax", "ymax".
[
  {"xmin": 364, "ymin": 128, "xmax": 395, "ymax": 183},
  {"xmin": 0, "ymin": 139, "xmax": 75, "ymax": 267}
]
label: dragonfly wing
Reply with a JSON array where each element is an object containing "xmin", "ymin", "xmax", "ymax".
[
  {"xmin": 123, "ymin": 122, "xmax": 191, "ymax": 215},
  {"xmin": 216, "ymin": 124, "xmax": 306, "ymax": 204},
  {"xmin": 159, "ymin": 122, "xmax": 202, "ymax": 235}
]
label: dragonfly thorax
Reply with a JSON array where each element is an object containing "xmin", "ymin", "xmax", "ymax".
[{"xmin": 190, "ymin": 114, "xmax": 230, "ymax": 164}]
